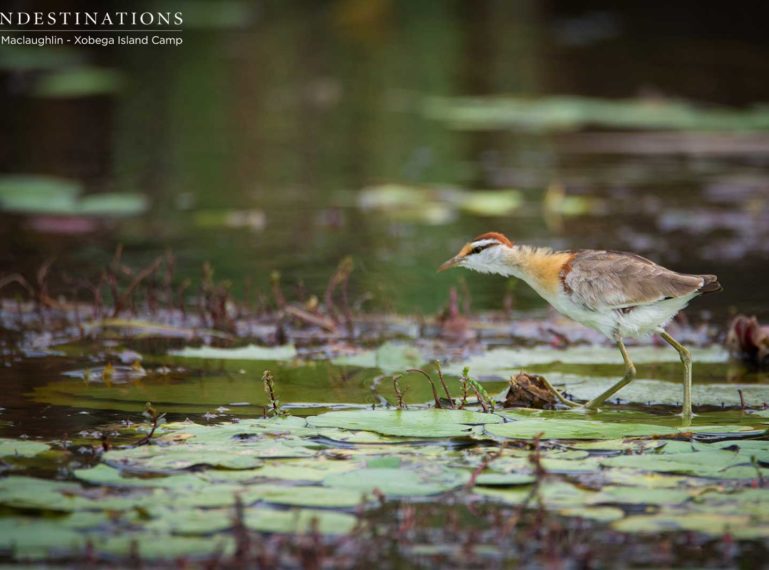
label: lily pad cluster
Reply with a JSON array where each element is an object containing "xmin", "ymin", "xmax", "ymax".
[{"xmin": 1, "ymin": 408, "xmax": 767, "ymax": 560}]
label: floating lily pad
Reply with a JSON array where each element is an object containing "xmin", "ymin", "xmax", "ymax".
[
  {"xmin": 587, "ymin": 486, "xmax": 695, "ymax": 506},
  {"xmin": 255, "ymin": 459, "xmax": 359, "ymax": 482},
  {"xmin": 473, "ymin": 472, "xmax": 536, "ymax": 486},
  {"xmin": 0, "ymin": 438, "xmax": 50, "ymax": 457},
  {"xmin": 246, "ymin": 508, "xmax": 357, "ymax": 535},
  {"xmin": 446, "ymin": 345, "xmax": 728, "ymax": 376},
  {"xmin": 0, "ymin": 176, "xmax": 80, "ymax": 214},
  {"xmin": 599, "ymin": 450, "xmax": 764, "ymax": 478},
  {"xmin": 459, "ymin": 190, "xmax": 522, "ymax": 216},
  {"xmin": 170, "ymin": 343, "xmax": 298, "ymax": 361},
  {"xmin": 485, "ymin": 418, "xmax": 673, "ymax": 440},
  {"xmin": 73, "ymin": 464, "xmax": 206, "ymax": 489},
  {"xmin": 105, "ymin": 445, "xmax": 265, "ymax": 472},
  {"xmin": 331, "ymin": 342, "xmax": 424, "ymax": 373},
  {"xmin": 425, "ymin": 95, "xmax": 769, "ymax": 133},
  {"xmin": 308, "ymin": 409, "xmax": 501, "ymax": 438},
  {"xmin": 0, "ymin": 518, "xmax": 84, "ymax": 560},
  {"xmin": 77, "ymin": 193, "xmax": 148, "ymax": 217},
  {"xmin": 324, "ymin": 467, "xmax": 467, "ymax": 496},
  {"xmin": 244, "ymin": 484, "xmax": 366, "ymax": 508},
  {"xmin": 612, "ymin": 512, "xmax": 751, "ymax": 535},
  {"xmin": 0, "ymin": 477, "xmax": 87, "ymax": 512},
  {"xmin": 93, "ymin": 533, "xmax": 232, "ymax": 559}
]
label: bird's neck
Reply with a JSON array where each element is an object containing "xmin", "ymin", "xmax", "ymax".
[{"xmin": 499, "ymin": 245, "xmax": 573, "ymax": 297}]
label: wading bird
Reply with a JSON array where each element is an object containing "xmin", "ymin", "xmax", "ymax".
[{"xmin": 438, "ymin": 232, "xmax": 721, "ymax": 419}]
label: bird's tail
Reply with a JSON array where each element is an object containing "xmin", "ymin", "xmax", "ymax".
[{"xmin": 698, "ymin": 274, "xmax": 722, "ymax": 294}]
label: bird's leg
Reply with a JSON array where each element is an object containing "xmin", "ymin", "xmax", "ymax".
[
  {"xmin": 583, "ymin": 338, "xmax": 636, "ymax": 410},
  {"xmin": 537, "ymin": 375, "xmax": 581, "ymax": 408},
  {"xmin": 657, "ymin": 329, "xmax": 693, "ymax": 422}
]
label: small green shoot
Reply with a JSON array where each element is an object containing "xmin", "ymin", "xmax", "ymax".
[{"xmin": 262, "ymin": 370, "xmax": 285, "ymax": 417}]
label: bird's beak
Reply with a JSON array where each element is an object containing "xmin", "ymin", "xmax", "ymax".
[{"xmin": 437, "ymin": 256, "xmax": 461, "ymax": 272}]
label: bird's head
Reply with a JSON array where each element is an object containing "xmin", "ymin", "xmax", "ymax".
[{"xmin": 438, "ymin": 232, "xmax": 514, "ymax": 275}]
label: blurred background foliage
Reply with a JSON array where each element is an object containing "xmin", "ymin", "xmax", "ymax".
[{"xmin": 1, "ymin": 0, "xmax": 768, "ymax": 317}]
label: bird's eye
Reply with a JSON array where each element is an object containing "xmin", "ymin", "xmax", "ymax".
[{"xmin": 471, "ymin": 245, "xmax": 485, "ymax": 255}]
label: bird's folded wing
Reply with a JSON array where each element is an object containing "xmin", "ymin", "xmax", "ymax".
[{"xmin": 563, "ymin": 250, "xmax": 704, "ymax": 310}]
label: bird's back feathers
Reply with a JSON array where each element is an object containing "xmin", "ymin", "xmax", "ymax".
[{"xmin": 561, "ymin": 250, "xmax": 720, "ymax": 311}]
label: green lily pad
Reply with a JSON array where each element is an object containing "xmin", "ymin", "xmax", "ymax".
[
  {"xmin": 170, "ymin": 343, "xmax": 298, "ymax": 361},
  {"xmin": 485, "ymin": 418, "xmax": 673, "ymax": 440},
  {"xmin": 587, "ymin": 486, "xmax": 695, "ymax": 506},
  {"xmin": 308, "ymin": 409, "xmax": 501, "ymax": 438},
  {"xmin": 324, "ymin": 466, "xmax": 467, "ymax": 496},
  {"xmin": 599, "ymin": 450, "xmax": 760, "ymax": 478},
  {"xmin": 255, "ymin": 459, "xmax": 359, "ymax": 482},
  {"xmin": 244, "ymin": 484, "xmax": 366, "ymax": 508},
  {"xmin": 459, "ymin": 190, "xmax": 522, "ymax": 216},
  {"xmin": 613, "ymin": 512, "xmax": 751, "ymax": 536},
  {"xmin": 78, "ymin": 193, "xmax": 148, "ymax": 217},
  {"xmin": 444, "ymin": 345, "xmax": 728, "ymax": 377},
  {"xmin": 93, "ymin": 534, "xmax": 232, "ymax": 559},
  {"xmin": 0, "ymin": 518, "xmax": 84, "ymax": 560},
  {"xmin": 0, "ymin": 477, "xmax": 87, "ymax": 512},
  {"xmin": 331, "ymin": 341, "xmax": 424, "ymax": 373},
  {"xmin": 73, "ymin": 464, "xmax": 206, "ymax": 489},
  {"xmin": 0, "ymin": 176, "xmax": 80, "ymax": 214},
  {"xmin": 425, "ymin": 95, "xmax": 769, "ymax": 133},
  {"xmin": 105, "ymin": 445, "xmax": 265, "ymax": 472},
  {"xmin": 478, "ymin": 480, "xmax": 594, "ymax": 508},
  {"xmin": 473, "ymin": 472, "xmax": 536, "ymax": 486},
  {"xmin": 0, "ymin": 438, "xmax": 50, "ymax": 457},
  {"xmin": 246, "ymin": 508, "xmax": 357, "ymax": 535},
  {"xmin": 558, "ymin": 506, "xmax": 625, "ymax": 522}
]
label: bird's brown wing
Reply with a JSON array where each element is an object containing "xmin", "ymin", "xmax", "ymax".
[{"xmin": 562, "ymin": 250, "xmax": 706, "ymax": 310}]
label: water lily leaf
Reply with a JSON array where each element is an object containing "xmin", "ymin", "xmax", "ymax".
[
  {"xmin": 486, "ymin": 418, "xmax": 672, "ymax": 440},
  {"xmin": 145, "ymin": 507, "xmax": 232, "ymax": 535},
  {"xmin": 246, "ymin": 508, "xmax": 357, "ymax": 535},
  {"xmin": 331, "ymin": 341, "xmax": 424, "ymax": 373},
  {"xmin": 613, "ymin": 512, "xmax": 750, "ymax": 535},
  {"xmin": 459, "ymin": 190, "xmax": 522, "ymax": 216},
  {"xmin": 243, "ymin": 483, "xmax": 365, "ymax": 508},
  {"xmin": 324, "ymin": 467, "xmax": 467, "ymax": 496},
  {"xmin": 603, "ymin": 470, "xmax": 690, "ymax": 488},
  {"xmin": 478, "ymin": 480, "xmax": 593, "ymax": 508},
  {"xmin": 558, "ymin": 506, "xmax": 625, "ymax": 522},
  {"xmin": 425, "ymin": 95, "xmax": 769, "ymax": 133},
  {"xmin": 599, "ymin": 450, "xmax": 756, "ymax": 478},
  {"xmin": 0, "ymin": 476, "xmax": 87, "ymax": 512},
  {"xmin": 0, "ymin": 438, "xmax": 50, "ymax": 457},
  {"xmin": 170, "ymin": 343, "xmax": 297, "ymax": 361},
  {"xmin": 473, "ymin": 472, "xmax": 536, "ymax": 486},
  {"xmin": 255, "ymin": 459, "xmax": 359, "ymax": 482},
  {"xmin": 308, "ymin": 409, "xmax": 501, "ymax": 438},
  {"xmin": 105, "ymin": 445, "xmax": 265, "ymax": 472},
  {"xmin": 0, "ymin": 518, "xmax": 84, "ymax": 560},
  {"xmin": 712, "ymin": 439, "xmax": 769, "ymax": 464},
  {"xmin": 558, "ymin": 375, "xmax": 769, "ymax": 409},
  {"xmin": 587, "ymin": 486, "xmax": 695, "ymax": 506},
  {"xmin": 444, "ymin": 345, "xmax": 728, "ymax": 377},
  {"xmin": 73, "ymin": 464, "xmax": 206, "ymax": 489},
  {"xmin": 93, "ymin": 534, "xmax": 232, "ymax": 559},
  {"xmin": 78, "ymin": 193, "xmax": 148, "ymax": 217},
  {"xmin": 568, "ymin": 439, "xmax": 666, "ymax": 452},
  {"xmin": 0, "ymin": 175, "xmax": 80, "ymax": 214}
]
